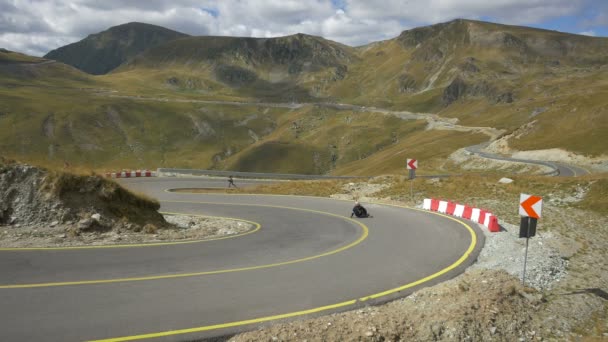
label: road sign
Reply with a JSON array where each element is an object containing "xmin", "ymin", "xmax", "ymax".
[
  {"xmin": 519, "ymin": 193, "xmax": 542, "ymax": 219},
  {"xmin": 518, "ymin": 193, "xmax": 542, "ymax": 287},
  {"xmin": 519, "ymin": 216, "xmax": 537, "ymax": 238},
  {"xmin": 407, "ymin": 159, "xmax": 417, "ymax": 170}
]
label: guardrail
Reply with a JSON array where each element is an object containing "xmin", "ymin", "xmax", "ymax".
[
  {"xmin": 105, "ymin": 170, "xmax": 156, "ymax": 178},
  {"xmin": 156, "ymin": 168, "xmax": 368, "ymax": 180}
]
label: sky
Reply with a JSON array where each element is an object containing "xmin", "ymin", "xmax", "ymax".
[{"xmin": 1, "ymin": 0, "xmax": 607, "ymax": 57}]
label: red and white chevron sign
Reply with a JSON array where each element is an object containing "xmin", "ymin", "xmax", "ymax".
[
  {"xmin": 407, "ymin": 159, "xmax": 418, "ymax": 170},
  {"xmin": 519, "ymin": 193, "xmax": 542, "ymax": 219}
]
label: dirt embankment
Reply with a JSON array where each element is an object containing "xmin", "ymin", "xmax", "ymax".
[
  {"xmin": 230, "ymin": 270, "xmax": 545, "ymax": 342},
  {"xmin": 0, "ymin": 160, "xmax": 254, "ymax": 247},
  {"xmin": 0, "ymin": 161, "xmax": 167, "ymax": 241}
]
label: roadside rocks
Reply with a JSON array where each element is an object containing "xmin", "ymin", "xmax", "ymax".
[
  {"xmin": 330, "ymin": 180, "xmax": 389, "ymax": 202},
  {"xmin": 230, "ymin": 269, "xmax": 545, "ymax": 342},
  {"xmin": 471, "ymin": 219, "xmax": 568, "ymax": 291},
  {"xmin": 77, "ymin": 217, "xmax": 109, "ymax": 232},
  {"xmin": 0, "ymin": 214, "xmax": 254, "ymax": 248},
  {"xmin": 0, "ymin": 164, "xmax": 63, "ymax": 227}
]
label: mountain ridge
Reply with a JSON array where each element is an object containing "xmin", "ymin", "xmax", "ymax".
[
  {"xmin": 44, "ymin": 22, "xmax": 189, "ymax": 75},
  {"xmin": 0, "ymin": 19, "xmax": 605, "ymax": 174}
]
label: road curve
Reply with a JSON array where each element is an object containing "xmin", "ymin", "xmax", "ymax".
[
  {"xmin": 0, "ymin": 177, "xmax": 483, "ymax": 342},
  {"xmin": 466, "ymin": 143, "xmax": 589, "ymax": 177}
]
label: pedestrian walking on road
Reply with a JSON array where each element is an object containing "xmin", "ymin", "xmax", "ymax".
[{"xmin": 228, "ymin": 175, "xmax": 237, "ymax": 188}]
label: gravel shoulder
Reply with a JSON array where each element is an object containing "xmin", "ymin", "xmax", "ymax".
[
  {"xmin": 0, "ymin": 214, "xmax": 254, "ymax": 248},
  {"xmin": 225, "ymin": 180, "xmax": 608, "ymax": 342}
]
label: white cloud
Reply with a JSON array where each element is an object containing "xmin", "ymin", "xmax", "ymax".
[
  {"xmin": 0, "ymin": 0, "xmax": 593, "ymax": 56},
  {"xmin": 345, "ymin": 0, "xmax": 585, "ymax": 24},
  {"xmin": 0, "ymin": 32, "xmax": 78, "ymax": 56},
  {"xmin": 319, "ymin": 9, "xmax": 404, "ymax": 46},
  {"xmin": 579, "ymin": 30, "xmax": 596, "ymax": 36}
]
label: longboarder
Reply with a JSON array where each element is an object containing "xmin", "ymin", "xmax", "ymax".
[{"xmin": 351, "ymin": 201, "xmax": 372, "ymax": 218}]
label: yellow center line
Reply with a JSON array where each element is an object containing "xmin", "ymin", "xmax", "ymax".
[
  {"xmin": 0, "ymin": 213, "xmax": 260, "ymax": 251},
  {"xmin": 90, "ymin": 203, "xmax": 478, "ymax": 342},
  {"xmin": 0, "ymin": 203, "xmax": 369, "ymax": 289}
]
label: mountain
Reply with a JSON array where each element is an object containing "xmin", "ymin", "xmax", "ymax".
[
  {"xmin": 0, "ymin": 48, "xmax": 92, "ymax": 86},
  {"xmin": 1, "ymin": 48, "xmax": 47, "ymax": 64},
  {"xmin": 2, "ymin": 20, "xmax": 607, "ymax": 174},
  {"xmin": 326, "ymin": 19, "xmax": 608, "ymax": 155},
  {"xmin": 329, "ymin": 19, "xmax": 608, "ymax": 108},
  {"xmin": 122, "ymin": 33, "xmax": 356, "ymax": 70},
  {"xmin": 112, "ymin": 33, "xmax": 357, "ymax": 102},
  {"xmin": 44, "ymin": 22, "xmax": 189, "ymax": 75}
]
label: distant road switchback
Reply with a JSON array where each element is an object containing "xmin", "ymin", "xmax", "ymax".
[{"xmin": 466, "ymin": 143, "xmax": 589, "ymax": 177}]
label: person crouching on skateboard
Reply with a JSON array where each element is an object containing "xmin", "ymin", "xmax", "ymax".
[{"xmin": 351, "ymin": 201, "xmax": 370, "ymax": 218}]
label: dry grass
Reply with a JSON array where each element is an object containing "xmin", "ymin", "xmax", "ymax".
[
  {"xmin": 575, "ymin": 174, "xmax": 608, "ymax": 215},
  {"xmin": 36, "ymin": 165, "xmax": 160, "ymax": 212},
  {"xmin": 173, "ymin": 179, "xmax": 352, "ymax": 197},
  {"xmin": 372, "ymin": 173, "xmax": 608, "ymax": 221},
  {"xmin": 174, "ymin": 173, "xmax": 608, "ymax": 219}
]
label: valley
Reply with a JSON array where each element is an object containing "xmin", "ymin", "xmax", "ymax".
[
  {"xmin": 1, "ymin": 19, "xmax": 607, "ymax": 176},
  {"xmin": 1, "ymin": 16, "xmax": 607, "ymax": 342}
]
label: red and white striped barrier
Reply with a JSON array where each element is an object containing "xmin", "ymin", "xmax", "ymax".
[
  {"xmin": 423, "ymin": 198, "xmax": 500, "ymax": 232},
  {"xmin": 105, "ymin": 170, "xmax": 156, "ymax": 178}
]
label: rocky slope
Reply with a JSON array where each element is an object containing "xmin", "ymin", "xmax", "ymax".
[
  {"xmin": 327, "ymin": 20, "xmax": 608, "ymax": 157},
  {"xmin": 331, "ymin": 19, "xmax": 608, "ymax": 107},
  {"xmin": 0, "ymin": 159, "xmax": 168, "ymax": 235},
  {"xmin": 121, "ymin": 33, "xmax": 356, "ymax": 72},
  {"xmin": 115, "ymin": 33, "xmax": 357, "ymax": 102},
  {"xmin": 0, "ymin": 159, "xmax": 254, "ymax": 248}
]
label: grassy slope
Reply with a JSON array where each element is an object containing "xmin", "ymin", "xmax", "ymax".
[
  {"xmin": 2, "ymin": 20, "xmax": 607, "ymax": 174},
  {"xmin": 91, "ymin": 21, "xmax": 608, "ymax": 159},
  {"xmin": 222, "ymin": 106, "xmax": 445, "ymax": 174},
  {"xmin": 333, "ymin": 129, "xmax": 487, "ymax": 176},
  {"xmin": 108, "ymin": 34, "xmax": 357, "ymax": 102},
  {"xmin": 0, "ymin": 50, "xmax": 93, "ymax": 87},
  {"xmin": 0, "ymin": 49, "xmax": 45, "ymax": 63},
  {"xmin": 0, "ymin": 84, "xmax": 289, "ymax": 170},
  {"xmin": 326, "ymin": 20, "xmax": 608, "ymax": 156}
]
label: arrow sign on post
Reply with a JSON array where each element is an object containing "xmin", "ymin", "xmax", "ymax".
[
  {"xmin": 519, "ymin": 193, "xmax": 542, "ymax": 287},
  {"xmin": 407, "ymin": 159, "xmax": 417, "ymax": 170},
  {"xmin": 406, "ymin": 158, "xmax": 418, "ymax": 200},
  {"xmin": 519, "ymin": 194, "xmax": 542, "ymax": 219}
]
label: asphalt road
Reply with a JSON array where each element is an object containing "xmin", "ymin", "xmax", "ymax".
[
  {"xmin": 0, "ymin": 177, "xmax": 484, "ymax": 342},
  {"xmin": 466, "ymin": 143, "xmax": 589, "ymax": 177}
]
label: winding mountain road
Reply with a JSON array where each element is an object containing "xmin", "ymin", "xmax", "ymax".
[
  {"xmin": 97, "ymin": 94, "xmax": 591, "ymax": 177},
  {"xmin": 466, "ymin": 143, "xmax": 589, "ymax": 177},
  {"xmin": 0, "ymin": 177, "xmax": 483, "ymax": 342}
]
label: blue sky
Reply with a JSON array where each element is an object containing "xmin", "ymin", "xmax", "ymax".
[{"xmin": 1, "ymin": 0, "xmax": 606, "ymax": 56}]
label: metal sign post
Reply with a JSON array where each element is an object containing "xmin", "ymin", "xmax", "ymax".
[
  {"xmin": 409, "ymin": 169, "xmax": 415, "ymax": 201},
  {"xmin": 523, "ymin": 229, "xmax": 529, "ymax": 286},
  {"xmin": 520, "ymin": 216, "xmax": 538, "ymax": 286}
]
